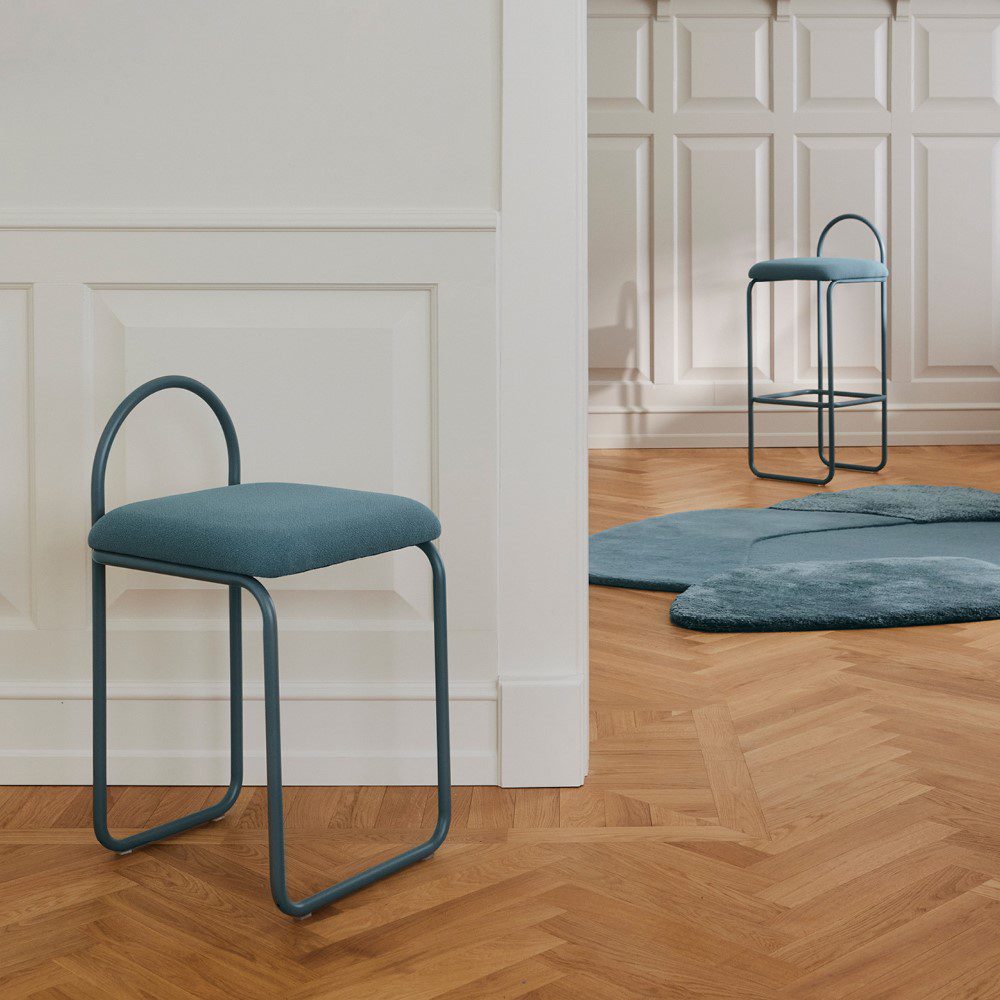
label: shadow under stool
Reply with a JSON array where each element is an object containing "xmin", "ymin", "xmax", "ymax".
[
  {"xmin": 746, "ymin": 212, "xmax": 889, "ymax": 486},
  {"xmin": 88, "ymin": 375, "xmax": 451, "ymax": 918}
]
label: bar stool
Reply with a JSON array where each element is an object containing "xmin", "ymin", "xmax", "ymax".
[
  {"xmin": 746, "ymin": 213, "xmax": 888, "ymax": 485},
  {"xmin": 88, "ymin": 375, "xmax": 451, "ymax": 918}
]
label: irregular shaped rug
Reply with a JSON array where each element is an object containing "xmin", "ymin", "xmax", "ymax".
[
  {"xmin": 771, "ymin": 484, "xmax": 1000, "ymax": 522},
  {"xmin": 589, "ymin": 484, "xmax": 1000, "ymax": 592},
  {"xmin": 669, "ymin": 557, "xmax": 1000, "ymax": 632}
]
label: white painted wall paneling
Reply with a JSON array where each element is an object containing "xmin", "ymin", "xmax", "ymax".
[
  {"xmin": 0, "ymin": 230, "xmax": 498, "ymax": 785},
  {"xmin": 588, "ymin": 0, "xmax": 1000, "ymax": 447},
  {"xmin": 0, "ymin": 0, "xmax": 589, "ymax": 787}
]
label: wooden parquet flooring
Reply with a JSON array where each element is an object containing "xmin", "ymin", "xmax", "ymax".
[{"xmin": 6, "ymin": 445, "xmax": 1000, "ymax": 998}]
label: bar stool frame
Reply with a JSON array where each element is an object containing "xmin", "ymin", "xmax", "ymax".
[
  {"xmin": 90, "ymin": 376, "xmax": 451, "ymax": 918},
  {"xmin": 747, "ymin": 213, "xmax": 888, "ymax": 485}
]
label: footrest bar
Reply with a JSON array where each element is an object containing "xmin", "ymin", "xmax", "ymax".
[{"xmin": 752, "ymin": 393, "xmax": 885, "ymax": 409}]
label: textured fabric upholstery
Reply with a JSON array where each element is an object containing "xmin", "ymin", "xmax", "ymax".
[
  {"xmin": 749, "ymin": 256, "xmax": 888, "ymax": 282},
  {"xmin": 89, "ymin": 482, "xmax": 441, "ymax": 578}
]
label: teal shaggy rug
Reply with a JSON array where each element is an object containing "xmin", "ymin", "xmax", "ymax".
[
  {"xmin": 589, "ymin": 485, "xmax": 1000, "ymax": 632},
  {"xmin": 669, "ymin": 556, "xmax": 1000, "ymax": 632}
]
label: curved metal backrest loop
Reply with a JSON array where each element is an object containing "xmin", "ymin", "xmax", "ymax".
[
  {"xmin": 91, "ymin": 376, "xmax": 240, "ymax": 524},
  {"xmin": 817, "ymin": 213, "xmax": 885, "ymax": 263}
]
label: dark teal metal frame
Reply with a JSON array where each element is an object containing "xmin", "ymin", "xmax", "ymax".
[
  {"xmin": 90, "ymin": 376, "xmax": 451, "ymax": 918},
  {"xmin": 747, "ymin": 213, "xmax": 888, "ymax": 485}
]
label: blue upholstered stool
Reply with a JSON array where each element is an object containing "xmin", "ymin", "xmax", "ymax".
[
  {"xmin": 89, "ymin": 376, "xmax": 450, "ymax": 918},
  {"xmin": 746, "ymin": 213, "xmax": 889, "ymax": 485}
]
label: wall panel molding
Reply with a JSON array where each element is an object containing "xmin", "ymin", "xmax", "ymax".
[
  {"xmin": 588, "ymin": 135, "xmax": 652, "ymax": 378},
  {"xmin": 794, "ymin": 16, "xmax": 889, "ymax": 112},
  {"xmin": 0, "ymin": 286, "xmax": 33, "ymax": 626},
  {"xmin": 675, "ymin": 134, "xmax": 772, "ymax": 382},
  {"xmin": 913, "ymin": 18, "xmax": 1000, "ymax": 112},
  {"xmin": 644, "ymin": 0, "xmax": 1000, "ymax": 19},
  {"xmin": 588, "ymin": 15, "xmax": 652, "ymax": 110},
  {"xmin": 0, "ymin": 208, "xmax": 499, "ymax": 232},
  {"xmin": 794, "ymin": 134, "xmax": 889, "ymax": 380},
  {"xmin": 676, "ymin": 17, "xmax": 771, "ymax": 113},
  {"xmin": 912, "ymin": 134, "xmax": 1000, "ymax": 380},
  {"xmin": 0, "ymin": 226, "xmax": 501, "ymax": 784}
]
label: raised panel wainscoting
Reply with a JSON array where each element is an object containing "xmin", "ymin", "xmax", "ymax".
[
  {"xmin": 0, "ymin": 0, "xmax": 589, "ymax": 788},
  {"xmin": 589, "ymin": 0, "xmax": 1000, "ymax": 447},
  {"xmin": 0, "ymin": 227, "xmax": 501, "ymax": 786}
]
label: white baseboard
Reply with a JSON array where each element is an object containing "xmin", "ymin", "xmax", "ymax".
[
  {"xmin": 589, "ymin": 405, "xmax": 1000, "ymax": 449},
  {"xmin": 0, "ymin": 680, "xmax": 496, "ymax": 702},
  {"xmin": 0, "ymin": 749, "xmax": 497, "ymax": 786},
  {"xmin": 590, "ymin": 429, "xmax": 1000, "ymax": 448},
  {"xmin": 498, "ymin": 674, "xmax": 586, "ymax": 788},
  {"xmin": 0, "ymin": 680, "xmax": 498, "ymax": 786}
]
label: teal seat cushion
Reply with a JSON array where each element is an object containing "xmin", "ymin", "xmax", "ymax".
[
  {"xmin": 89, "ymin": 482, "xmax": 441, "ymax": 578},
  {"xmin": 749, "ymin": 256, "xmax": 888, "ymax": 282}
]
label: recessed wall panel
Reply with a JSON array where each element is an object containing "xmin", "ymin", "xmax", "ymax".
[
  {"xmin": 588, "ymin": 136, "xmax": 651, "ymax": 379},
  {"xmin": 795, "ymin": 136, "xmax": 889, "ymax": 381},
  {"xmin": 676, "ymin": 136, "xmax": 771, "ymax": 381},
  {"xmin": 588, "ymin": 16, "xmax": 651, "ymax": 111},
  {"xmin": 91, "ymin": 287, "xmax": 434, "ymax": 621},
  {"xmin": 0, "ymin": 288, "xmax": 32, "ymax": 623},
  {"xmin": 795, "ymin": 17, "xmax": 889, "ymax": 112},
  {"xmin": 677, "ymin": 17, "xmax": 770, "ymax": 112},
  {"xmin": 914, "ymin": 137, "xmax": 1000, "ymax": 379},
  {"xmin": 914, "ymin": 19, "xmax": 1000, "ymax": 111}
]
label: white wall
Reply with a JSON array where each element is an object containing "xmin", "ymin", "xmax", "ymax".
[
  {"xmin": 0, "ymin": 1, "xmax": 498, "ymax": 213},
  {"xmin": 0, "ymin": 0, "xmax": 588, "ymax": 787},
  {"xmin": 588, "ymin": 0, "xmax": 1000, "ymax": 447}
]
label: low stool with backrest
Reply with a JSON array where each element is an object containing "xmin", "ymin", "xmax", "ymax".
[
  {"xmin": 746, "ymin": 213, "xmax": 889, "ymax": 485},
  {"xmin": 88, "ymin": 375, "xmax": 451, "ymax": 918}
]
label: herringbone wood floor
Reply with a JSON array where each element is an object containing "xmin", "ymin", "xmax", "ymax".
[{"xmin": 6, "ymin": 445, "xmax": 1000, "ymax": 998}]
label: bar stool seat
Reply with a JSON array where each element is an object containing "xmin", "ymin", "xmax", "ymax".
[
  {"xmin": 749, "ymin": 256, "xmax": 888, "ymax": 282},
  {"xmin": 89, "ymin": 482, "xmax": 441, "ymax": 578}
]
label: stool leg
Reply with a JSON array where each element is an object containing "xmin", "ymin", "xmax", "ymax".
[
  {"xmin": 92, "ymin": 563, "xmax": 243, "ymax": 854},
  {"xmin": 226, "ymin": 584, "xmax": 244, "ymax": 806},
  {"xmin": 878, "ymin": 279, "xmax": 889, "ymax": 469},
  {"xmin": 423, "ymin": 541, "xmax": 453, "ymax": 834},
  {"xmin": 818, "ymin": 279, "xmax": 830, "ymax": 470},
  {"xmin": 819, "ymin": 279, "xmax": 888, "ymax": 473},
  {"xmin": 746, "ymin": 280, "xmax": 759, "ymax": 477},
  {"xmin": 255, "ymin": 542, "xmax": 451, "ymax": 919},
  {"xmin": 825, "ymin": 280, "xmax": 837, "ymax": 473},
  {"xmin": 748, "ymin": 278, "xmax": 835, "ymax": 486}
]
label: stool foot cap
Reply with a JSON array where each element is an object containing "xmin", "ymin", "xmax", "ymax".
[{"xmin": 116, "ymin": 850, "xmax": 133, "ymax": 856}]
